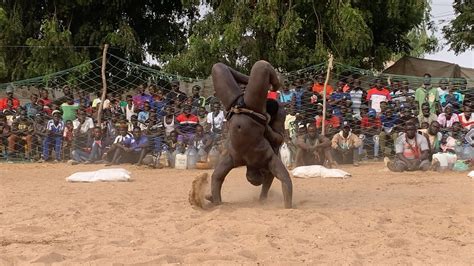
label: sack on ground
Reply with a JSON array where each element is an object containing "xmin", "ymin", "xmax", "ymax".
[
  {"xmin": 66, "ymin": 168, "xmax": 131, "ymax": 182},
  {"xmin": 292, "ymin": 165, "xmax": 351, "ymax": 179}
]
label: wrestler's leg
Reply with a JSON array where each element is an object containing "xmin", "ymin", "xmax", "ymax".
[
  {"xmin": 268, "ymin": 154, "xmax": 293, "ymax": 208},
  {"xmin": 209, "ymin": 153, "xmax": 234, "ymax": 205},
  {"xmin": 245, "ymin": 60, "xmax": 281, "ymax": 114},
  {"xmin": 259, "ymin": 170, "xmax": 274, "ymax": 202},
  {"xmin": 211, "ymin": 63, "xmax": 248, "ymax": 110}
]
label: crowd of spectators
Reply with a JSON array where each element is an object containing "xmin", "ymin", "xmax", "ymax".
[{"xmin": 0, "ymin": 72, "xmax": 473, "ymax": 172}]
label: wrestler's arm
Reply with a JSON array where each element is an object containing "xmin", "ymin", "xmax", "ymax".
[{"xmin": 264, "ymin": 109, "xmax": 285, "ymax": 147}]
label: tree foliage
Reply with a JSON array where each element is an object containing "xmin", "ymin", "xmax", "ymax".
[
  {"xmin": 165, "ymin": 0, "xmax": 434, "ymax": 77},
  {"xmin": 0, "ymin": 0, "xmax": 197, "ymax": 82},
  {"xmin": 442, "ymin": 0, "xmax": 474, "ymax": 54}
]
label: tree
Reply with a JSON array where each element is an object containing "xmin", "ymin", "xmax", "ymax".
[
  {"xmin": 442, "ymin": 0, "xmax": 474, "ymax": 54},
  {"xmin": 165, "ymin": 0, "xmax": 434, "ymax": 77},
  {"xmin": 0, "ymin": 0, "xmax": 198, "ymax": 82}
]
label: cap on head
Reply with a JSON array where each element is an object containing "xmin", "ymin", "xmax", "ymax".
[
  {"xmin": 6, "ymin": 85, "xmax": 14, "ymax": 93},
  {"xmin": 368, "ymin": 109, "xmax": 377, "ymax": 117}
]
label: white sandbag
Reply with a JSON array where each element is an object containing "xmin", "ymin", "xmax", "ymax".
[
  {"xmin": 280, "ymin": 142, "xmax": 292, "ymax": 168},
  {"xmin": 292, "ymin": 165, "xmax": 351, "ymax": 179},
  {"xmin": 468, "ymin": 171, "xmax": 474, "ymax": 179},
  {"xmin": 66, "ymin": 168, "xmax": 131, "ymax": 182}
]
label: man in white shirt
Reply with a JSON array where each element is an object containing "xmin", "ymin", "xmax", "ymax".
[
  {"xmin": 206, "ymin": 102, "xmax": 225, "ymax": 135},
  {"xmin": 72, "ymin": 110, "xmax": 95, "ymax": 151}
]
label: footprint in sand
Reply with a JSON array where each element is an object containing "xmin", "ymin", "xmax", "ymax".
[
  {"xmin": 386, "ymin": 238, "xmax": 411, "ymax": 248},
  {"xmin": 31, "ymin": 252, "xmax": 67, "ymax": 264}
]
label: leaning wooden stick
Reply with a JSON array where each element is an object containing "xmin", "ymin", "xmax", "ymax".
[{"xmin": 97, "ymin": 44, "xmax": 109, "ymax": 125}]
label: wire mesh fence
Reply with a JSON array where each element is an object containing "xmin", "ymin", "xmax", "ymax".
[{"xmin": 0, "ymin": 52, "xmax": 472, "ymax": 170}]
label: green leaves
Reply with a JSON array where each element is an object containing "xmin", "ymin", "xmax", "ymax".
[{"xmin": 442, "ymin": 0, "xmax": 474, "ymax": 54}]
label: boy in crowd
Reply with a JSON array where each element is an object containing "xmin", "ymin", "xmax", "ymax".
[
  {"xmin": 106, "ymin": 127, "xmax": 148, "ymax": 165},
  {"xmin": 39, "ymin": 110, "xmax": 64, "ymax": 162}
]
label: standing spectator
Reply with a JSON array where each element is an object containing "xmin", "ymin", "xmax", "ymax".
[
  {"xmin": 458, "ymin": 103, "xmax": 473, "ymax": 130},
  {"xmin": 191, "ymin": 85, "xmax": 206, "ymax": 108},
  {"xmin": 366, "ymin": 78, "xmax": 391, "ymax": 113},
  {"xmin": 387, "ymin": 122, "xmax": 430, "ymax": 172},
  {"xmin": 206, "ymin": 102, "xmax": 225, "ymax": 136},
  {"xmin": 151, "ymin": 88, "xmax": 166, "ymax": 116},
  {"xmin": 348, "ymin": 79, "xmax": 365, "ymax": 118},
  {"xmin": 329, "ymin": 80, "xmax": 351, "ymax": 115},
  {"xmin": 437, "ymin": 104, "xmax": 459, "ymax": 128},
  {"xmin": 0, "ymin": 85, "xmax": 20, "ymax": 111},
  {"xmin": 415, "ymin": 73, "xmax": 439, "ymax": 114},
  {"xmin": 440, "ymin": 85, "xmax": 463, "ymax": 111},
  {"xmin": 40, "ymin": 110, "xmax": 64, "ymax": 162},
  {"xmin": 39, "ymin": 88, "xmax": 52, "ymax": 106},
  {"xmin": 60, "ymin": 97, "xmax": 80, "ymax": 122},
  {"xmin": 197, "ymin": 106, "xmax": 208, "ymax": 128},
  {"xmin": 331, "ymin": 121, "xmax": 362, "ymax": 166},
  {"xmin": 293, "ymin": 80, "xmax": 305, "ymax": 112},
  {"xmin": 267, "ymin": 89, "xmax": 280, "ymax": 100},
  {"xmin": 72, "ymin": 110, "xmax": 95, "ymax": 152},
  {"xmin": 312, "ymin": 74, "xmax": 333, "ymax": 98},
  {"xmin": 315, "ymin": 110, "xmax": 340, "ymax": 137},
  {"xmin": 393, "ymin": 80, "xmax": 414, "ymax": 106},
  {"xmin": 417, "ymin": 103, "xmax": 438, "ymax": 127}
]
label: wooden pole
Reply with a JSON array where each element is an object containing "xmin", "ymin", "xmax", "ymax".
[
  {"xmin": 321, "ymin": 53, "xmax": 334, "ymax": 136},
  {"xmin": 97, "ymin": 44, "xmax": 109, "ymax": 125}
]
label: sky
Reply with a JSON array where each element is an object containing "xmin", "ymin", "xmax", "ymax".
[{"xmin": 424, "ymin": 0, "xmax": 473, "ymax": 68}]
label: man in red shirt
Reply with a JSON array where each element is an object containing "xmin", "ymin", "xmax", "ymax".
[
  {"xmin": 366, "ymin": 78, "xmax": 391, "ymax": 113},
  {"xmin": 176, "ymin": 105, "xmax": 199, "ymax": 144},
  {"xmin": 312, "ymin": 74, "xmax": 333, "ymax": 98},
  {"xmin": 0, "ymin": 85, "xmax": 20, "ymax": 111},
  {"xmin": 315, "ymin": 111, "xmax": 340, "ymax": 137}
]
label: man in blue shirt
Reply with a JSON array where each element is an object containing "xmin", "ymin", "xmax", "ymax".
[
  {"xmin": 379, "ymin": 107, "xmax": 399, "ymax": 157},
  {"xmin": 106, "ymin": 127, "xmax": 148, "ymax": 165}
]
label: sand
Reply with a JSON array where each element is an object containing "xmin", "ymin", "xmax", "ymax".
[{"xmin": 0, "ymin": 162, "xmax": 473, "ymax": 265}]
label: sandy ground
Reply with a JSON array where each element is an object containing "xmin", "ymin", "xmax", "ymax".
[{"xmin": 0, "ymin": 162, "xmax": 473, "ymax": 265}]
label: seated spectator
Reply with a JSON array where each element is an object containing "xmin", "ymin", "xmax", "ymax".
[
  {"xmin": 387, "ymin": 122, "xmax": 430, "ymax": 172},
  {"xmin": 124, "ymin": 95, "xmax": 135, "ymax": 121},
  {"xmin": 440, "ymin": 84, "xmax": 463, "ymax": 111},
  {"xmin": 421, "ymin": 121, "xmax": 442, "ymax": 156},
  {"xmin": 360, "ymin": 108, "xmax": 381, "ymax": 159},
  {"xmin": 24, "ymin": 93, "xmax": 39, "ymax": 118},
  {"xmin": 31, "ymin": 114, "xmax": 47, "ymax": 160},
  {"xmin": 197, "ymin": 106, "xmax": 208, "ymax": 127},
  {"xmin": 137, "ymin": 101, "xmax": 151, "ymax": 123},
  {"xmin": 70, "ymin": 126, "xmax": 104, "ymax": 164},
  {"xmin": 379, "ymin": 107, "xmax": 399, "ymax": 157},
  {"xmin": 436, "ymin": 78, "xmax": 449, "ymax": 98},
  {"xmin": 329, "ymin": 81, "xmax": 351, "ymax": 114},
  {"xmin": 166, "ymin": 130, "xmax": 180, "ymax": 153},
  {"xmin": 331, "ymin": 121, "xmax": 362, "ymax": 166},
  {"xmin": 0, "ymin": 85, "xmax": 20, "ymax": 111},
  {"xmin": 437, "ymin": 104, "xmax": 459, "ymax": 128},
  {"xmin": 415, "ymin": 73, "xmax": 439, "ymax": 114},
  {"xmin": 176, "ymin": 105, "xmax": 199, "ymax": 144},
  {"xmin": 207, "ymin": 102, "xmax": 225, "ymax": 136},
  {"xmin": 150, "ymin": 88, "xmax": 166, "ymax": 116},
  {"xmin": 103, "ymin": 125, "xmax": 133, "ymax": 162},
  {"xmin": 392, "ymin": 80, "xmax": 414, "ymax": 106},
  {"xmin": 133, "ymin": 85, "xmax": 153, "ymax": 110},
  {"xmin": 294, "ymin": 123, "xmax": 335, "ymax": 167},
  {"xmin": 163, "ymin": 106, "xmax": 177, "ymax": 136},
  {"xmin": 39, "ymin": 110, "xmax": 64, "ymax": 162},
  {"xmin": 106, "ymin": 127, "xmax": 149, "ymax": 165},
  {"xmin": 39, "ymin": 88, "xmax": 52, "ymax": 107},
  {"xmin": 417, "ymin": 102, "xmax": 438, "ymax": 127},
  {"xmin": 166, "ymin": 81, "xmax": 187, "ymax": 105},
  {"xmin": 367, "ymin": 78, "xmax": 391, "ymax": 113},
  {"xmin": 192, "ymin": 124, "xmax": 213, "ymax": 153},
  {"xmin": 7, "ymin": 110, "xmax": 33, "ymax": 159},
  {"xmin": 458, "ymin": 103, "xmax": 473, "ymax": 130}
]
